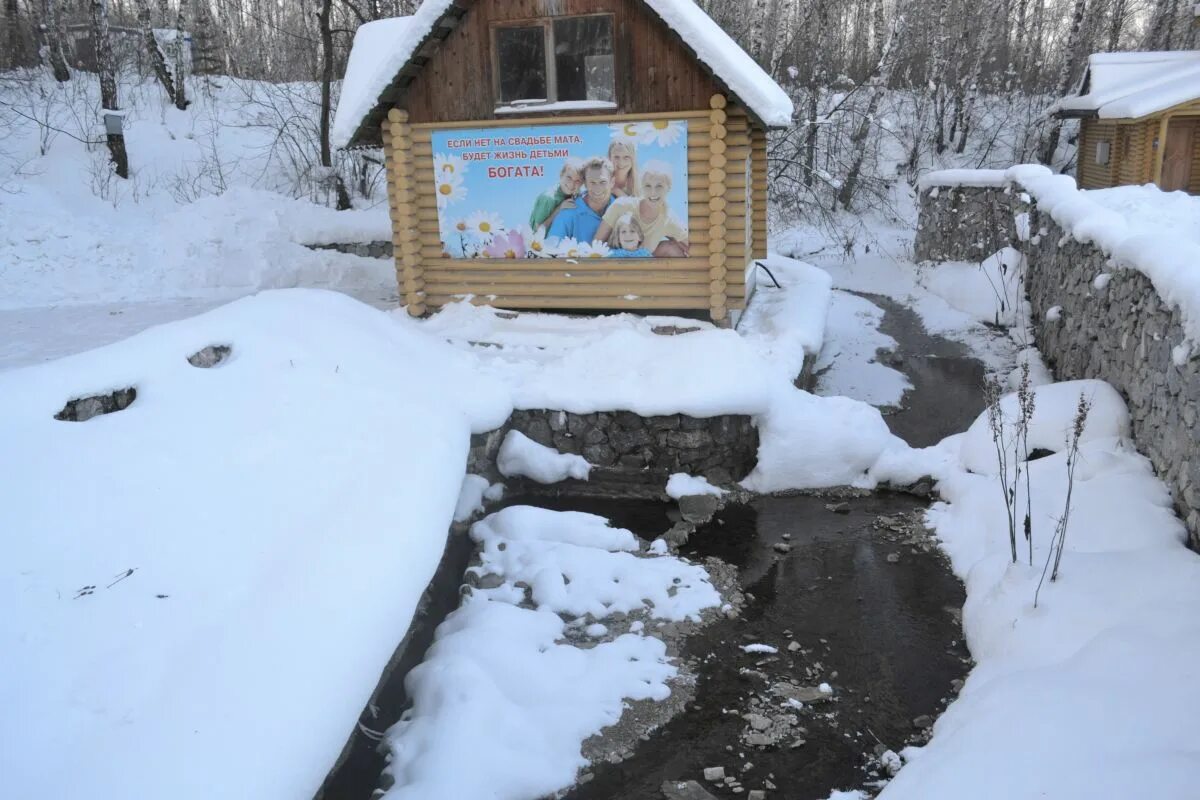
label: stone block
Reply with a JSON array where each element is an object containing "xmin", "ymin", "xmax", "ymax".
[{"xmin": 582, "ymin": 444, "xmax": 616, "ymax": 467}]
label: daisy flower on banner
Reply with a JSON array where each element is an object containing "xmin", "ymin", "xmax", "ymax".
[
  {"xmin": 434, "ymin": 153, "xmax": 467, "ymax": 181},
  {"xmin": 555, "ymin": 237, "xmax": 583, "ymax": 259},
  {"xmin": 465, "ymin": 210, "xmax": 504, "ymax": 241},
  {"xmin": 527, "ymin": 227, "xmax": 557, "ymax": 258},
  {"xmin": 580, "ymin": 241, "xmax": 611, "ymax": 258},
  {"xmin": 640, "ymin": 120, "xmax": 684, "ymax": 146},
  {"xmin": 435, "ymin": 172, "xmax": 466, "ymax": 208},
  {"xmin": 609, "ymin": 121, "xmax": 643, "ymax": 141}
]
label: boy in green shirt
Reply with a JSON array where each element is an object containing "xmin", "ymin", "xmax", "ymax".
[{"xmin": 529, "ymin": 157, "xmax": 584, "ymax": 232}]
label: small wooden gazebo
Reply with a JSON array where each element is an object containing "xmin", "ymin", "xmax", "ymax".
[
  {"xmin": 1055, "ymin": 51, "xmax": 1200, "ymax": 194},
  {"xmin": 332, "ymin": 0, "xmax": 793, "ymax": 324}
]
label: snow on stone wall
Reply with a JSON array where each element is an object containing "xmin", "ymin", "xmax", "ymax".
[
  {"xmin": 1024, "ymin": 210, "xmax": 1200, "ymax": 544},
  {"xmin": 916, "ymin": 177, "xmax": 1200, "ymax": 545}
]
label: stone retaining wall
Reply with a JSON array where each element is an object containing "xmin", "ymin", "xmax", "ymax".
[
  {"xmin": 306, "ymin": 240, "xmax": 394, "ymax": 259},
  {"xmin": 1024, "ymin": 209, "xmax": 1200, "ymax": 543},
  {"xmin": 468, "ymin": 409, "xmax": 759, "ymax": 496},
  {"xmin": 917, "ymin": 180, "xmax": 1200, "ymax": 547},
  {"xmin": 914, "ymin": 184, "xmax": 1018, "ymax": 262}
]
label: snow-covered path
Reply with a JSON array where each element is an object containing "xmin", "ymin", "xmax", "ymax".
[{"xmin": 0, "ymin": 284, "xmax": 398, "ymax": 371}]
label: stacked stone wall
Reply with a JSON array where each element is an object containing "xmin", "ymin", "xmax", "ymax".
[
  {"xmin": 914, "ymin": 185, "xmax": 1018, "ymax": 262},
  {"xmin": 1024, "ymin": 210, "xmax": 1200, "ymax": 542},
  {"xmin": 468, "ymin": 410, "xmax": 758, "ymax": 496},
  {"xmin": 306, "ymin": 241, "xmax": 394, "ymax": 259},
  {"xmin": 917, "ymin": 181, "xmax": 1200, "ymax": 547}
]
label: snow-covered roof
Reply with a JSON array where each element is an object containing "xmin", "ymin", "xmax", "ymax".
[
  {"xmin": 1055, "ymin": 51, "xmax": 1200, "ymax": 119},
  {"xmin": 331, "ymin": 12, "xmax": 426, "ymax": 149},
  {"xmin": 333, "ymin": 0, "xmax": 794, "ymax": 148}
]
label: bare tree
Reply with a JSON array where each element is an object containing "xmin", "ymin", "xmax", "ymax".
[
  {"xmin": 837, "ymin": 0, "xmax": 908, "ymax": 209},
  {"xmin": 36, "ymin": 0, "xmax": 72, "ymax": 81},
  {"xmin": 90, "ymin": 0, "xmax": 129, "ymax": 179},
  {"xmin": 135, "ymin": 0, "xmax": 187, "ymax": 108},
  {"xmin": 5, "ymin": 0, "xmax": 38, "ymax": 69},
  {"xmin": 1039, "ymin": 0, "xmax": 1089, "ymax": 166},
  {"xmin": 318, "ymin": 0, "xmax": 352, "ymax": 209}
]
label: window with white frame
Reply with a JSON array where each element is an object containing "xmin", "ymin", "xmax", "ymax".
[
  {"xmin": 1095, "ymin": 140, "xmax": 1111, "ymax": 166},
  {"xmin": 493, "ymin": 15, "xmax": 615, "ymax": 106}
]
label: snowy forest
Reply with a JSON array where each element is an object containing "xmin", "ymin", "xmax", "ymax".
[{"xmin": 2, "ymin": 0, "xmax": 1197, "ymax": 234}]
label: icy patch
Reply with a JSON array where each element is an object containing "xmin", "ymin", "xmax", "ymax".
[
  {"xmin": 497, "ymin": 430, "xmax": 591, "ymax": 484},
  {"xmin": 814, "ymin": 291, "xmax": 909, "ymax": 407}
]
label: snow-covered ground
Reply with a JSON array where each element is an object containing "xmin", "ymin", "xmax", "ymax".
[
  {"xmin": 869, "ymin": 380, "xmax": 1200, "ymax": 800},
  {"xmin": 0, "ymin": 74, "xmax": 395, "ymax": 370},
  {"xmin": 0, "ymin": 290, "xmax": 511, "ymax": 800}
]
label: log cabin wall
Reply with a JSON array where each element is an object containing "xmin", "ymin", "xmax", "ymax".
[
  {"xmin": 1078, "ymin": 119, "xmax": 1118, "ymax": 189},
  {"xmin": 378, "ymin": 0, "xmax": 775, "ymax": 322},
  {"xmin": 1077, "ymin": 102, "xmax": 1200, "ymax": 193},
  {"xmin": 383, "ymin": 99, "xmax": 758, "ymax": 321},
  {"xmin": 400, "ymin": 0, "xmax": 722, "ymax": 124}
]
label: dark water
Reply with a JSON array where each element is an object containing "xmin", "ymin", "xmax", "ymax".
[
  {"xmin": 315, "ymin": 530, "xmax": 476, "ymax": 800},
  {"xmin": 855, "ymin": 292, "xmax": 991, "ymax": 448},
  {"xmin": 540, "ymin": 493, "xmax": 969, "ymax": 800}
]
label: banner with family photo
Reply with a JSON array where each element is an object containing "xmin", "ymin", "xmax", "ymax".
[{"xmin": 430, "ymin": 120, "xmax": 689, "ymax": 259}]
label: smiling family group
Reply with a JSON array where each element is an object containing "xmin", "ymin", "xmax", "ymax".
[{"xmin": 530, "ymin": 139, "xmax": 690, "ymax": 258}]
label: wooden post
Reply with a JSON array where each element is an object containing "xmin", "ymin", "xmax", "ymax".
[
  {"xmin": 386, "ymin": 108, "xmax": 426, "ymax": 316},
  {"xmin": 1152, "ymin": 113, "xmax": 1172, "ymax": 188},
  {"xmin": 707, "ymin": 93, "xmax": 729, "ymax": 324}
]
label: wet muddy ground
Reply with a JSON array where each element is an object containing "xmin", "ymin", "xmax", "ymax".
[
  {"xmin": 540, "ymin": 493, "xmax": 969, "ymax": 800},
  {"xmin": 863, "ymin": 293, "xmax": 990, "ymax": 448}
]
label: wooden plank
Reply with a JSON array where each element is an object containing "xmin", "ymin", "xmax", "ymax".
[
  {"xmin": 424, "ymin": 281, "xmax": 712, "ymax": 297},
  {"xmin": 421, "ymin": 256, "xmax": 710, "ymax": 271},
  {"xmin": 424, "ymin": 270, "xmax": 710, "ymax": 285},
  {"xmin": 409, "ymin": 109, "xmax": 714, "ymax": 130},
  {"xmin": 423, "ymin": 294, "xmax": 712, "ymax": 310}
]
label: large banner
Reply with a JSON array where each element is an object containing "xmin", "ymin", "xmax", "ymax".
[{"xmin": 430, "ymin": 120, "xmax": 690, "ymax": 259}]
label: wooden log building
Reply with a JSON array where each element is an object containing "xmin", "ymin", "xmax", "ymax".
[
  {"xmin": 1056, "ymin": 51, "xmax": 1200, "ymax": 194},
  {"xmin": 332, "ymin": 0, "xmax": 793, "ymax": 323}
]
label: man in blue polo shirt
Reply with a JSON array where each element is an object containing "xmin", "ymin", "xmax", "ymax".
[{"xmin": 548, "ymin": 156, "xmax": 615, "ymax": 244}]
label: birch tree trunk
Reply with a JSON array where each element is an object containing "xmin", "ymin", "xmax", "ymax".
[
  {"xmin": 135, "ymin": 0, "xmax": 184, "ymax": 108},
  {"xmin": 760, "ymin": 0, "xmax": 785, "ymax": 73},
  {"xmin": 38, "ymin": 0, "xmax": 72, "ymax": 81},
  {"xmin": 171, "ymin": 0, "xmax": 190, "ymax": 108},
  {"xmin": 1145, "ymin": 0, "xmax": 1181, "ymax": 49},
  {"xmin": 318, "ymin": 0, "xmax": 352, "ymax": 210},
  {"xmin": 749, "ymin": 0, "xmax": 769, "ymax": 64},
  {"xmin": 955, "ymin": 2, "xmax": 1002, "ymax": 153},
  {"xmin": 191, "ymin": 0, "xmax": 223, "ymax": 76},
  {"xmin": 929, "ymin": 0, "xmax": 951, "ymax": 153},
  {"xmin": 1106, "ymin": 0, "xmax": 1127, "ymax": 50},
  {"xmin": 1039, "ymin": 0, "xmax": 1088, "ymax": 166},
  {"xmin": 90, "ymin": 0, "xmax": 129, "ymax": 179},
  {"xmin": 837, "ymin": 2, "xmax": 907, "ymax": 210},
  {"xmin": 5, "ymin": 0, "xmax": 35, "ymax": 68}
]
